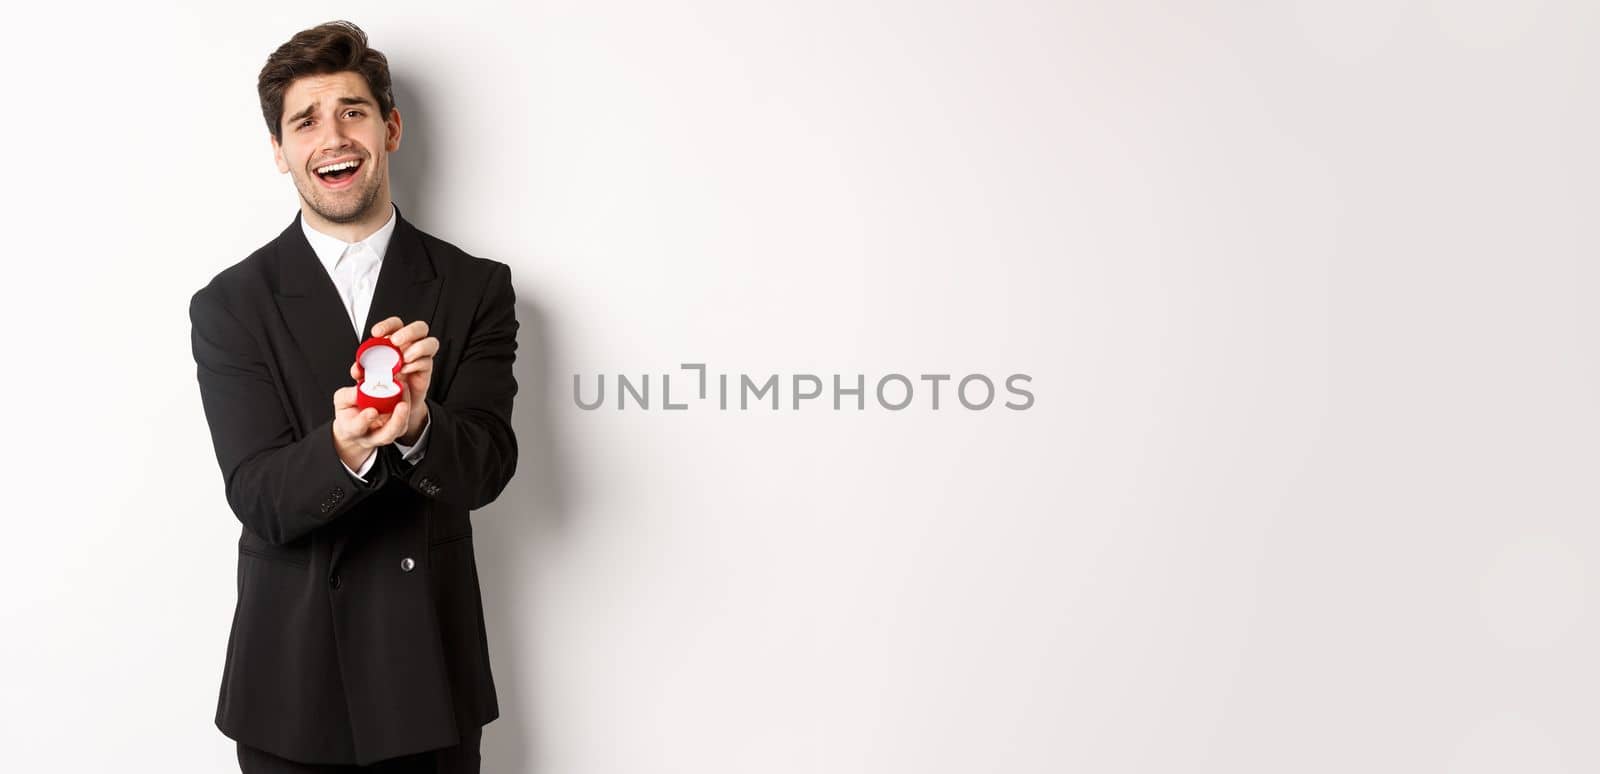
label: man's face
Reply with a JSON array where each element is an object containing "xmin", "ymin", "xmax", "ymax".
[{"xmin": 272, "ymin": 71, "xmax": 401, "ymax": 224}]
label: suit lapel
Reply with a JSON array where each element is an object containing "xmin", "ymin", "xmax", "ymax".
[
  {"xmin": 362, "ymin": 205, "xmax": 443, "ymax": 347},
  {"xmin": 272, "ymin": 213, "xmax": 362, "ymax": 409},
  {"xmin": 270, "ymin": 206, "xmax": 443, "ymax": 414}
]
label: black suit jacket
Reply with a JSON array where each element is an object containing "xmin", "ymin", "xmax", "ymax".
[{"xmin": 189, "ymin": 207, "xmax": 518, "ymax": 765}]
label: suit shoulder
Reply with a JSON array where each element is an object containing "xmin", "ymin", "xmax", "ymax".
[
  {"xmin": 413, "ymin": 227, "xmax": 510, "ymax": 282},
  {"xmin": 190, "ymin": 236, "xmax": 278, "ymax": 321}
]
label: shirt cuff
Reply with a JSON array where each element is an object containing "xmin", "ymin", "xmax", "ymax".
[{"xmin": 395, "ymin": 412, "xmax": 431, "ymax": 465}]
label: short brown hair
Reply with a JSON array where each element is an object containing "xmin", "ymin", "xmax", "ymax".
[{"xmin": 258, "ymin": 20, "xmax": 395, "ymax": 143}]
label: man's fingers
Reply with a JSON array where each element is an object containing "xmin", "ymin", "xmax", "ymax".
[
  {"xmin": 353, "ymin": 402, "xmax": 406, "ymax": 442},
  {"xmin": 334, "ymin": 406, "xmax": 377, "ymax": 443},
  {"xmin": 349, "ymin": 407, "xmax": 377, "ymax": 433},
  {"xmin": 350, "ymin": 362, "xmax": 361, "ymax": 381},
  {"xmin": 399, "ymin": 357, "xmax": 433, "ymax": 376},
  {"xmin": 371, "ymin": 316, "xmax": 404, "ymax": 338},
  {"xmin": 333, "ymin": 386, "xmax": 358, "ymax": 408},
  {"xmin": 401, "ymin": 336, "xmax": 439, "ymax": 362},
  {"xmin": 389, "ymin": 320, "xmax": 430, "ymax": 349},
  {"xmin": 372, "ymin": 401, "xmax": 409, "ymax": 442}
]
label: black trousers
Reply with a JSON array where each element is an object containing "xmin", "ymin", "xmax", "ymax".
[{"xmin": 237, "ymin": 726, "xmax": 483, "ymax": 773}]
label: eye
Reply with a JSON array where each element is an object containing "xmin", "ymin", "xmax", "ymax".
[
  {"xmin": 298, "ymin": 118, "xmax": 313, "ymax": 129},
  {"xmin": 344, "ymin": 109, "xmax": 365, "ymax": 118}
]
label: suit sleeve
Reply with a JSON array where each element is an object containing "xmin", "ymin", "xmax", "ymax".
[
  {"xmin": 190, "ymin": 285, "xmax": 390, "ymax": 545},
  {"xmin": 390, "ymin": 262, "xmax": 518, "ymax": 511}
]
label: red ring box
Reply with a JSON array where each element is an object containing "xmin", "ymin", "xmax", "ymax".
[{"xmin": 354, "ymin": 336, "xmax": 404, "ymax": 414}]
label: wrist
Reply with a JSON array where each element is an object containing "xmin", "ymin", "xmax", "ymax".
[
  {"xmin": 399, "ymin": 402, "xmax": 429, "ymax": 445},
  {"xmin": 342, "ymin": 447, "xmax": 373, "ymax": 471},
  {"xmin": 332, "ymin": 429, "xmax": 371, "ymax": 470}
]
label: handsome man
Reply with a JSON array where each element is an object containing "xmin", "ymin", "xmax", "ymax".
[{"xmin": 189, "ymin": 21, "xmax": 518, "ymax": 773}]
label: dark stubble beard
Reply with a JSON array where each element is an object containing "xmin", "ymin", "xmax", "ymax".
[{"xmin": 295, "ymin": 165, "xmax": 384, "ymax": 225}]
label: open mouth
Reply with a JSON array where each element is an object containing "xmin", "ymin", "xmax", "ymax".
[{"xmin": 313, "ymin": 158, "xmax": 363, "ymax": 188}]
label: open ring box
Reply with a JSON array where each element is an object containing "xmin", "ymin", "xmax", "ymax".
[{"xmin": 354, "ymin": 336, "xmax": 404, "ymax": 414}]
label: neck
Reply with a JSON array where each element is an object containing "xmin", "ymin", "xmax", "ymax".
[{"xmin": 301, "ymin": 190, "xmax": 393, "ymax": 243}]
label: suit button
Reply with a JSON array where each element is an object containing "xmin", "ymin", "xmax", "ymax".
[
  {"xmin": 401, "ymin": 557, "xmax": 415, "ymax": 572},
  {"xmin": 328, "ymin": 574, "xmax": 341, "ymax": 589}
]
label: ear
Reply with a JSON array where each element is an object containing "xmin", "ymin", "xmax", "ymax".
[
  {"xmin": 271, "ymin": 133, "xmax": 289, "ymax": 174},
  {"xmin": 386, "ymin": 107, "xmax": 403, "ymax": 153}
]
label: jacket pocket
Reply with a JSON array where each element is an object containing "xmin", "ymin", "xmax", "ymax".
[
  {"xmin": 429, "ymin": 532, "xmax": 473, "ymax": 548},
  {"xmin": 238, "ymin": 537, "xmax": 311, "ymax": 568}
]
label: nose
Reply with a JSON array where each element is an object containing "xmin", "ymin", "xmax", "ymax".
[{"xmin": 316, "ymin": 122, "xmax": 355, "ymax": 156}]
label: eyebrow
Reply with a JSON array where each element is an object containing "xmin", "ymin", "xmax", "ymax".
[{"xmin": 285, "ymin": 95, "xmax": 377, "ymax": 125}]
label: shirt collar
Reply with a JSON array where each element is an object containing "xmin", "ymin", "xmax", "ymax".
[{"xmin": 300, "ymin": 203, "xmax": 399, "ymax": 275}]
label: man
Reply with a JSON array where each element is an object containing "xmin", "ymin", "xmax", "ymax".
[{"xmin": 189, "ymin": 20, "xmax": 518, "ymax": 773}]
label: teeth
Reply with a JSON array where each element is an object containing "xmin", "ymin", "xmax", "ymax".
[{"xmin": 316, "ymin": 160, "xmax": 361, "ymax": 174}]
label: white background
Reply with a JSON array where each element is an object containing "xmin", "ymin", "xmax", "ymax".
[{"xmin": 1, "ymin": 1, "xmax": 1596, "ymax": 771}]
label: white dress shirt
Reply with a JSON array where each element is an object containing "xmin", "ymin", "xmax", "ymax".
[{"xmin": 301, "ymin": 203, "xmax": 431, "ymax": 484}]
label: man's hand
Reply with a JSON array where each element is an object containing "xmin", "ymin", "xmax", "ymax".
[
  {"xmin": 360, "ymin": 316, "xmax": 439, "ymax": 444},
  {"xmin": 331, "ymin": 382, "xmax": 411, "ymax": 471}
]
